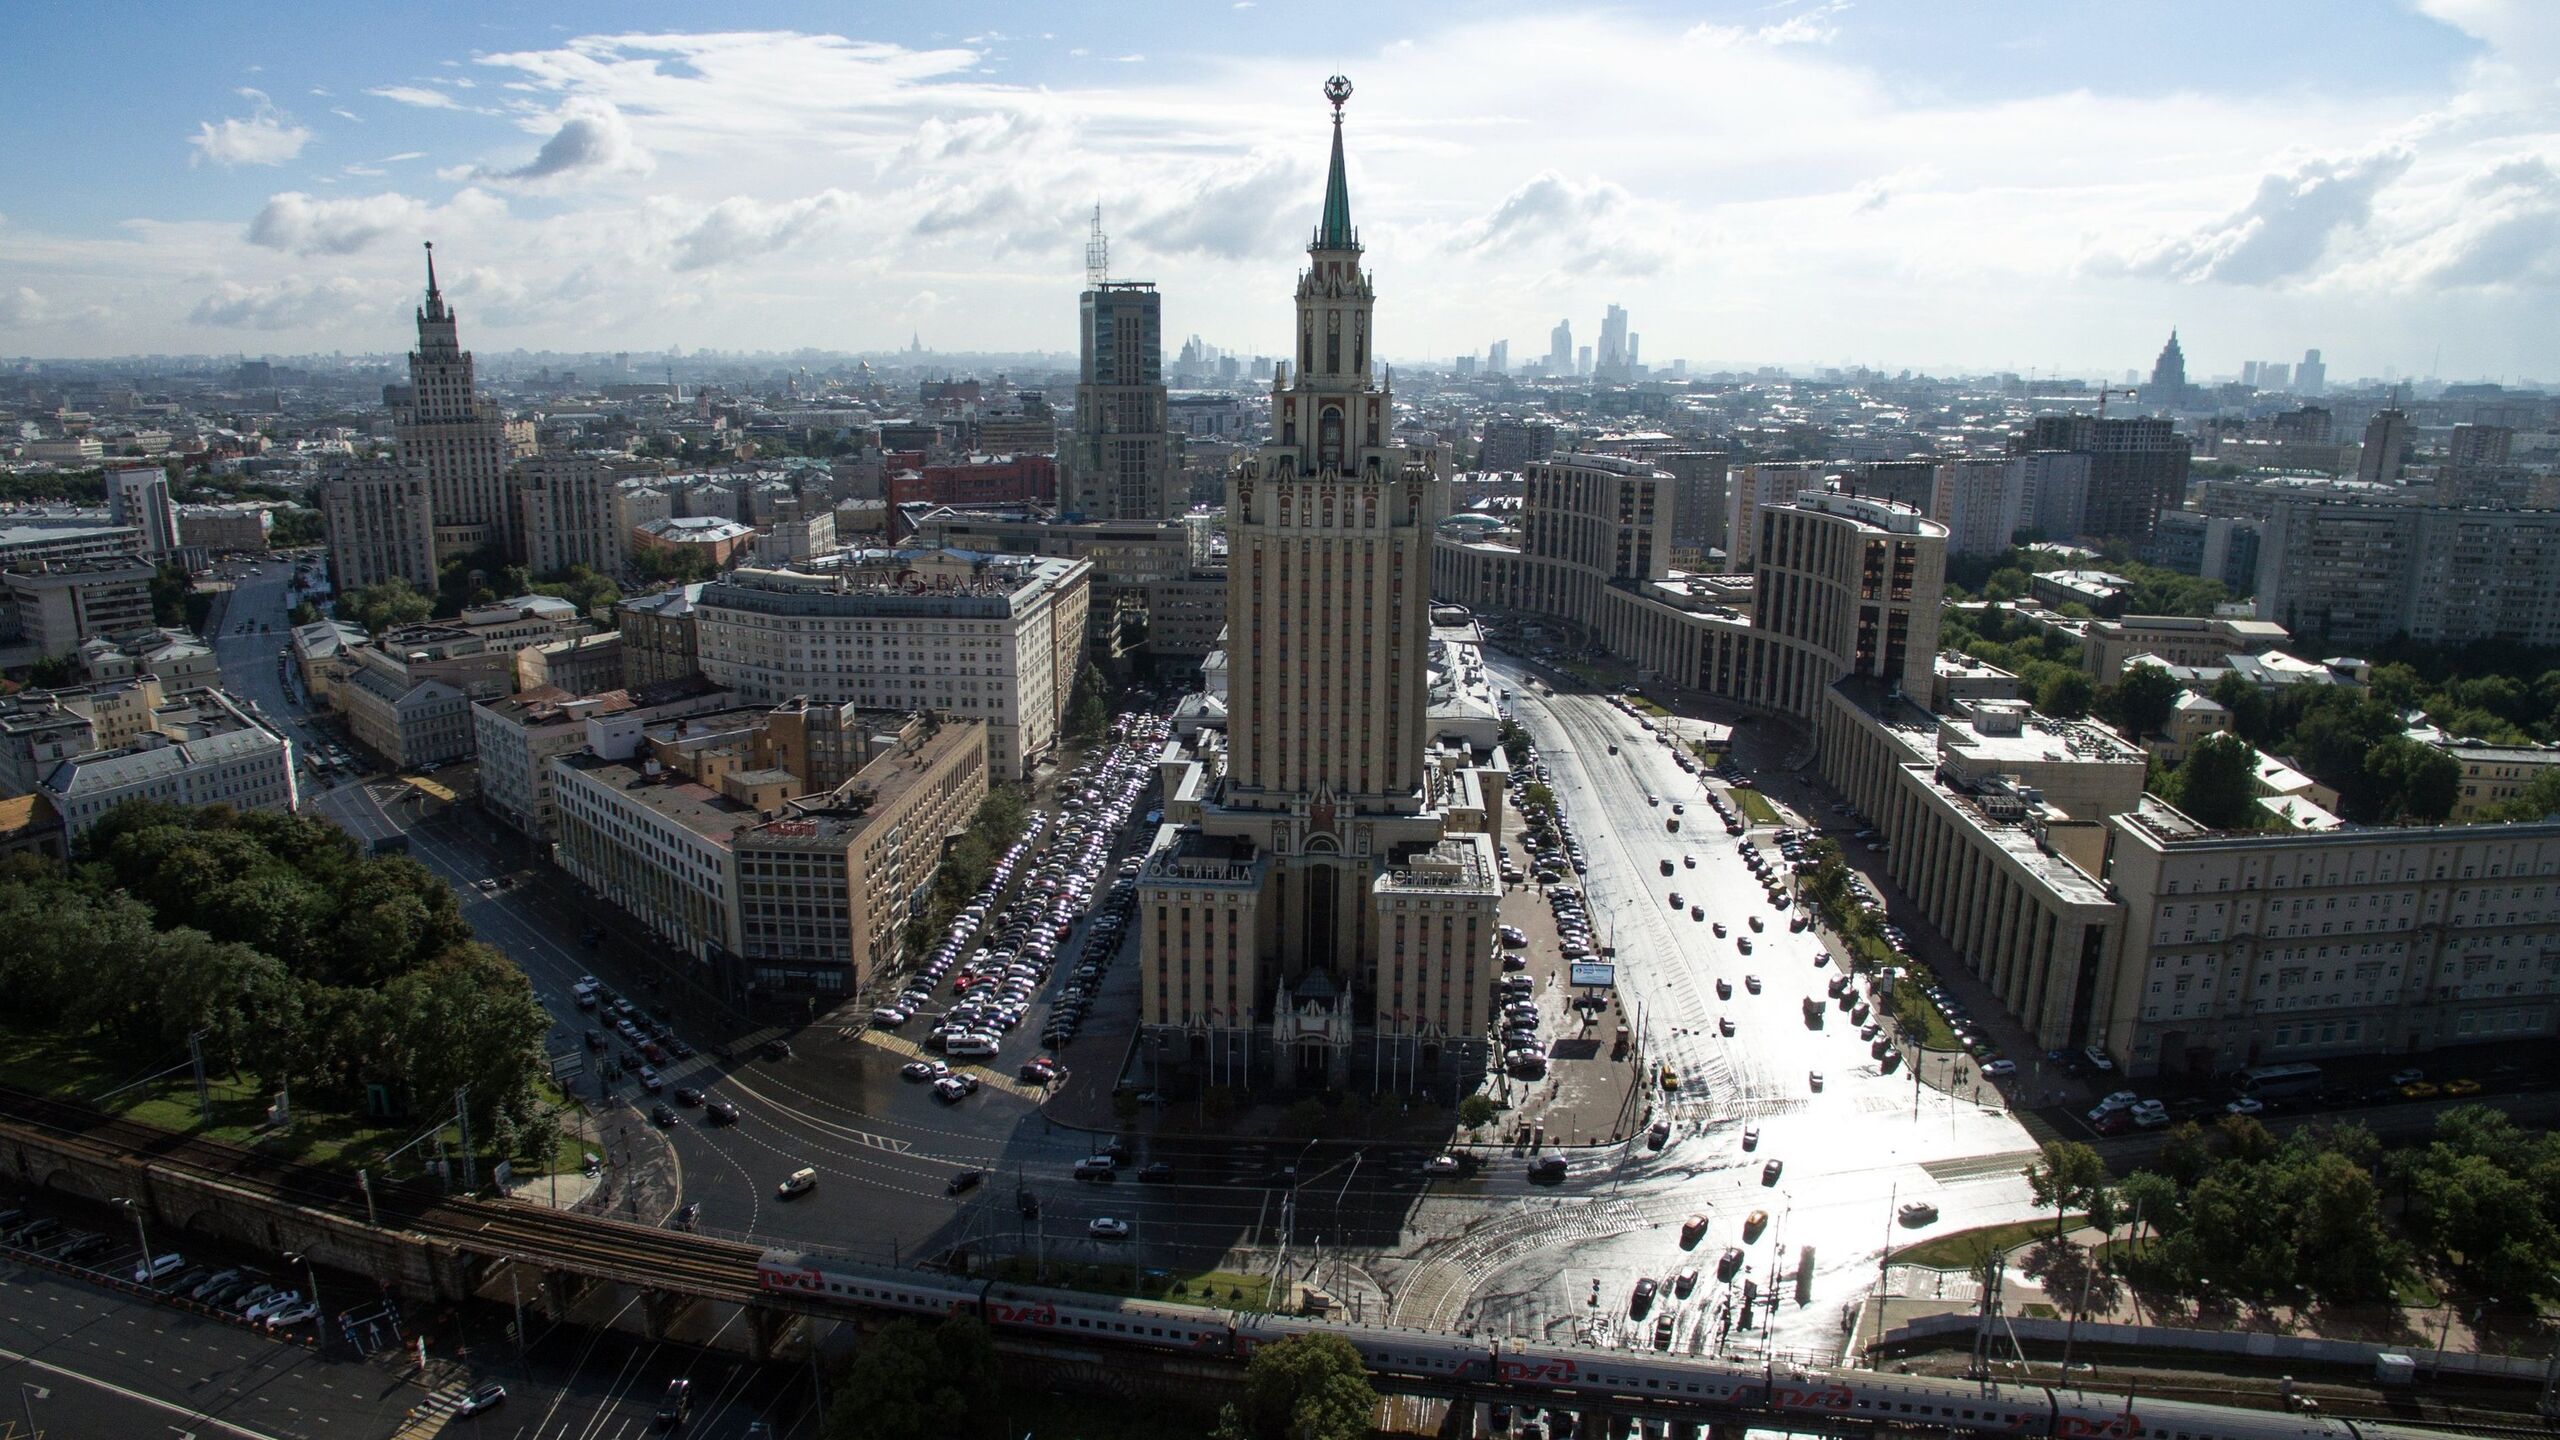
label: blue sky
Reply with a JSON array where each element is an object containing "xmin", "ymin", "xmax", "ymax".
[{"xmin": 2, "ymin": 1, "xmax": 2553, "ymax": 381}]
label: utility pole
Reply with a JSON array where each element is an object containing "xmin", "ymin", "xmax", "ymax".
[
  {"xmin": 187, "ymin": 1030, "xmax": 211, "ymax": 1121},
  {"xmin": 454, "ymin": 1088, "xmax": 476, "ymax": 1192}
]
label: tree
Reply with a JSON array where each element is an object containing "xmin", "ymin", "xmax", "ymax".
[
  {"xmin": 2115, "ymin": 1169, "xmax": 2183, "ymax": 1250},
  {"xmin": 2034, "ymin": 670, "xmax": 2095, "ymax": 720},
  {"xmin": 1065, "ymin": 661, "xmax": 1110, "ymax": 742},
  {"xmin": 530, "ymin": 565, "xmax": 622, "ymax": 622},
  {"xmin": 2105, "ymin": 662, "xmax": 2180, "ymax": 740},
  {"xmin": 1233, "ymin": 1332, "xmax": 1377, "ymax": 1440},
  {"xmin": 2486, "ymin": 766, "xmax": 2560, "ymax": 821},
  {"xmin": 2154, "ymin": 1121, "xmax": 2213, "ymax": 1186},
  {"xmin": 2359, "ymin": 736, "xmax": 2461, "ymax": 824},
  {"xmin": 150, "ymin": 562, "xmax": 196, "ymax": 629},
  {"xmin": 2171, "ymin": 732, "xmax": 2261, "ymax": 830},
  {"xmin": 822, "ymin": 1316, "xmax": 995, "ymax": 1440},
  {"xmin": 2022, "ymin": 1140, "xmax": 2111, "ymax": 1242},
  {"xmin": 341, "ymin": 577, "xmax": 432, "ymax": 635},
  {"xmin": 1457, "ymin": 1093, "xmax": 1498, "ymax": 1133}
]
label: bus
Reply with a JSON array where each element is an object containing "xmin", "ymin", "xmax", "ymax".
[{"xmin": 2235, "ymin": 1063, "xmax": 2323, "ymax": 1099}]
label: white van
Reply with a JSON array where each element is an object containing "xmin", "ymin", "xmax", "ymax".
[
  {"xmin": 777, "ymin": 1167, "xmax": 818, "ymax": 1198},
  {"xmin": 134, "ymin": 1252, "xmax": 185, "ymax": 1284},
  {"xmin": 944, "ymin": 1033, "xmax": 997, "ymax": 1058}
]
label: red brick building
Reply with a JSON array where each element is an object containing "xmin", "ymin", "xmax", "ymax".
[{"xmin": 884, "ymin": 453, "xmax": 1058, "ymax": 512}]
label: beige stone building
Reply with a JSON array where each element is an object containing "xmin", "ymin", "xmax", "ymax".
[
  {"xmin": 1138, "ymin": 94, "xmax": 1504, "ymax": 1093},
  {"xmin": 2103, "ymin": 799, "xmax": 2560, "ymax": 1075},
  {"xmin": 2081, "ymin": 613, "xmax": 2290, "ymax": 682}
]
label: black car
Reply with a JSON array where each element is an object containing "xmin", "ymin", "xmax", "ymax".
[
  {"xmin": 1138, "ymin": 1162, "xmax": 1175, "ymax": 1183},
  {"xmin": 674, "ymin": 1086, "xmax": 703, "ymax": 1106},
  {"xmin": 762, "ymin": 1038, "xmax": 793, "ymax": 1061},
  {"xmin": 583, "ymin": 1029, "xmax": 605, "ymax": 1051},
  {"xmin": 651, "ymin": 1103, "xmax": 679, "ymax": 1127},
  {"xmin": 947, "ymin": 1169, "xmax": 985, "ymax": 1195},
  {"xmin": 1528, "ymin": 1155, "xmax": 1568, "ymax": 1184}
]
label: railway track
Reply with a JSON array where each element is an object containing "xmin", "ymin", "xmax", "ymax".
[{"xmin": 0, "ymin": 1085, "xmax": 764, "ymax": 1301}]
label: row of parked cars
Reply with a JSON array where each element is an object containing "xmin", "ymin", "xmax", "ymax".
[
  {"xmin": 0, "ymin": 1206, "xmax": 320, "ymax": 1332},
  {"xmin": 879, "ymin": 712, "xmax": 1166, "ymax": 1072}
]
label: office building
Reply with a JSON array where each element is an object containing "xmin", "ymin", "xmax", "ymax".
[
  {"xmin": 0, "ymin": 677, "xmax": 179, "ymax": 797},
  {"xmin": 2294, "ymin": 348, "xmax": 2326, "ymax": 396},
  {"xmin": 3, "ymin": 559, "xmax": 156, "ymax": 659},
  {"xmin": 1066, "ymin": 277, "xmax": 1178, "ymax": 520},
  {"xmin": 515, "ymin": 631, "xmax": 626, "ymax": 696},
  {"xmin": 514, "ymin": 455, "xmax": 628, "ymax": 576},
  {"xmin": 39, "ymin": 688, "xmax": 297, "ymax": 839},
  {"xmin": 690, "ymin": 551, "xmax": 1091, "ymax": 779},
  {"xmin": 396, "ymin": 245, "xmax": 516, "ymax": 559},
  {"xmin": 550, "ymin": 701, "xmax": 987, "ymax": 998},
  {"xmin": 177, "ymin": 503, "xmax": 273, "ymax": 554},
  {"xmin": 733, "ymin": 715, "xmax": 988, "ymax": 996},
  {"xmin": 2356, "ymin": 408, "xmax": 2409, "ymax": 484},
  {"xmin": 2255, "ymin": 500, "xmax": 2560, "ymax": 649},
  {"xmin": 904, "ymin": 509, "xmax": 1229, "ymax": 665},
  {"xmin": 1517, "ymin": 454, "xmax": 1671, "ymax": 623},
  {"xmin": 0, "ymin": 518, "xmax": 143, "ymax": 571},
  {"xmin": 1139, "ymin": 81, "xmax": 1505, "ymax": 1093},
  {"xmin": 618, "ymin": 584, "xmax": 707, "ymax": 687},
  {"xmin": 104, "ymin": 466, "xmax": 180, "ymax": 558},
  {"xmin": 1477, "ymin": 418, "xmax": 1556, "ymax": 474},
  {"xmin": 2080, "ymin": 614, "xmax": 2290, "ymax": 683},
  {"xmin": 1548, "ymin": 319, "xmax": 1572, "ymax": 373},
  {"xmin": 1597, "ymin": 303, "xmax": 1630, "ymax": 380},
  {"xmin": 321, "ymin": 461, "xmax": 438, "ymax": 593},
  {"xmin": 472, "ymin": 676, "xmax": 733, "ymax": 842}
]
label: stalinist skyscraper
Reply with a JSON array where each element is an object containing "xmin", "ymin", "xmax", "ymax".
[
  {"xmin": 396, "ymin": 243, "xmax": 515, "ymax": 560},
  {"xmin": 1138, "ymin": 78, "xmax": 1504, "ymax": 1094}
]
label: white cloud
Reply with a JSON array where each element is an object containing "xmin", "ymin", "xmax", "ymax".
[
  {"xmin": 0, "ymin": 286, "xmax": 47, "ymax": 328},
  {"xmin": 369, "ymin": 85, "xmax": 461, "ymax": 109},
  {"xmin": 246, "ymin": 191, "xmax": 432, "ymax": 255},
  {"xmin": 469, "ymin": 98, "xmax": 652, "ymax": 188},
  {"xmin": 188, "ymin": 275, "xmax": 379, "ymax": 329},
  {"xmin": 1447, "ymin": 170, "xmax": 1674, "ymax": 276},
  {"xmin": 2106, "ymin": 149, "xmax": 2414, "ymax": 285},
  {"xmin": 187, "ymin": 89, "xmax": 312, "ymax": 167},
  {"xmin": 667, "ymin": 190, "xmax": 855, "ymax": 270}
]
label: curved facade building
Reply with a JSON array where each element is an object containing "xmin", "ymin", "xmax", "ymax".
[{"xmin": 1438, "ymin": 465, "xmax": 1945, "ymax": 721}]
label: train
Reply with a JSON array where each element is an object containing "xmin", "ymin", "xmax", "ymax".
[{"xmin": 756, "ymin": 1248, "xmax": 2449, "ymax": 1440}]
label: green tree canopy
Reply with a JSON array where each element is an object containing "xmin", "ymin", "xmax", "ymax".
[
  {"xmin": 1227, "ymin": 1332, "xmax": 1378, "ymax": 1440},
  {"xmin": 2169, "ymin": 732, "xmax": 2261, "ymax": 829},
  {"xmin": 2359, "ymin": 736, "xmax": 2461, "ymax": 824},
  {"xmin": 2103, "ymin": 661, "xmax": 2181, "ymax": 740},
  {"xmin": 340, "ymin": 576, "xmax": 433, "ymax": 635},
  {"xmin": 2022, "ymin": 1140, "xmax": 2111, "ymax": 1241}
]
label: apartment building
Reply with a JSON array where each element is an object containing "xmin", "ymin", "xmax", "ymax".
[
  {"xmin": 514, "ymin": 454, "xmax": 630, "ymax": 575},
  {"xmin": 903, "ymin": 509, "xmax": 1229, "ymax": 663},
  {"xmin": 39, "ymin": 688, "xmax": 297, "ymax": 839},
  {"xmin": 337, "ymin": 649, "xmax": 474, "ymax": 769},
  {"xmin": 2429, "ymin": 736, "xmax": 2560, "ymax": 822},
  {"xmin": 691, "ymin": 552, "xmax": 1091, "ymax": 779},
  {"xmin": 320, "ymin": 461, "xmax": 437, "ymax": 593},
  {"xmin": 2104, "ymin": 798, "xmax": 2560, "ymax": 1075},
  {"xmin": 1725, "ymin": 461, "xmax": 1825, "ymax": 573},
  {"xmin": 515, "ymin": 631, "xmax": 626, "ymax": 697},
  {"xmin": 2255, "ymin": 500, "xmax": 2560, "ymax": 649},
  {"xmin": 0, "ymin": 677, "xmax": 174, "ymax": 796}
]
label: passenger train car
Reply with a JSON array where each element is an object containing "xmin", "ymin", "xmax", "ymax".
[{"xmin": 756, "ymin": 1249, "xmax": 2449, "ymax": 1440}]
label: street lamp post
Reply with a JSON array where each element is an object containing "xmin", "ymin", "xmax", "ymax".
[
  {"xmin": 115, "ymin": 1196, "xmax": 151, "ymax": 1270},
  {"xmin": 285, "ymin": 1251, "xmax": 325, "ymax": 1351}
]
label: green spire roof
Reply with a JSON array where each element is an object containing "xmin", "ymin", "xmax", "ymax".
[{"xmin": 1317, "ymin": 74, "xmax": 1356, "ymax": 250}]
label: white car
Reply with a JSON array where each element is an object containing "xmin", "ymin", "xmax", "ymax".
[
  {"xmin": 1422, "ymin": 1154, "xmax": 1463, "ymax": 1176},
  {"xmin": 1087, "ymin": 1217, "xmax": 1132, "ymax": 1240},
  {"xmin": 262, "ymin": 1300, "xmax": 320, "ymax": 1329},
  {"xmin": 2225, "ymin": 1097, "xmax": 2265, "ymax": 1115},
  {"xmin": 243, "ymin": 1289, "xmax": 303, "ymax": 1323}
]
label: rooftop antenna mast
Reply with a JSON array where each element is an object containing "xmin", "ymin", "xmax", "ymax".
[{"xmin": 1085, "ymin": 203, "xmax": 1109, "ymax": 289}]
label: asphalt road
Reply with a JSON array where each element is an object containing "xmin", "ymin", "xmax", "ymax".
[
  {"xmin": 0, "ymin": 1258, "xmax": 413, "ymax": 1440},
  {"xmin": 1436, "ymin": 657, "xmax": 2046, "ymax": 1359}
]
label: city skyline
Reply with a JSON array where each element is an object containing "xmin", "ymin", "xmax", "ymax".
[{"xmin": 0, "ymin": 1, "xmax": 2556, "ymax": 381}]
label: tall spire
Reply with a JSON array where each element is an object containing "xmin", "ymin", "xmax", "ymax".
[
  {"xmin": 420, "ymin": 240, "xmax": 449, "ymax": 324},
  {"xmin": 1317, "ymin": 74, "xmax": 1356, "ymax": 251}
]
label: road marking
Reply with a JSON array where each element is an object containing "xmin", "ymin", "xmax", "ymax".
[
  {"xmin": 854, "ymin": 1031, "xmax": 1046, "ymax": 1100},
  {"xmin": 0, "ymin": 1342, "xmax": 289, "ymax": 1440}
]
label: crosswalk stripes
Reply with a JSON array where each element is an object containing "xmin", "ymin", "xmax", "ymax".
[{"xmin": 854, "ymin": 1029, "xmax": 1048, "ymax": 1101}]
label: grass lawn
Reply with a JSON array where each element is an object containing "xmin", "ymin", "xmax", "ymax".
[
  {"xmin": 1887, "ymin": 1214, "xmax": 2086, "ymax": 1269},
  {"xmin": 983, "ymin": 1258, "xmax": 1281, "ymax": 1313},
  {"xmin": 1630, "ymin": 695, "xmax": 1670, "ymax": 717},
  {"xmin": 2391, "ymin": 1271, "xmax": 2443, "ymax": 1308},
  {"xmin": 1733, "ymin": 788, "xmax": 1782, "ymax": 825},
  {"xmin": 0, "ymin": 1026, "xmax": 582, "ymax": 1179}
]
